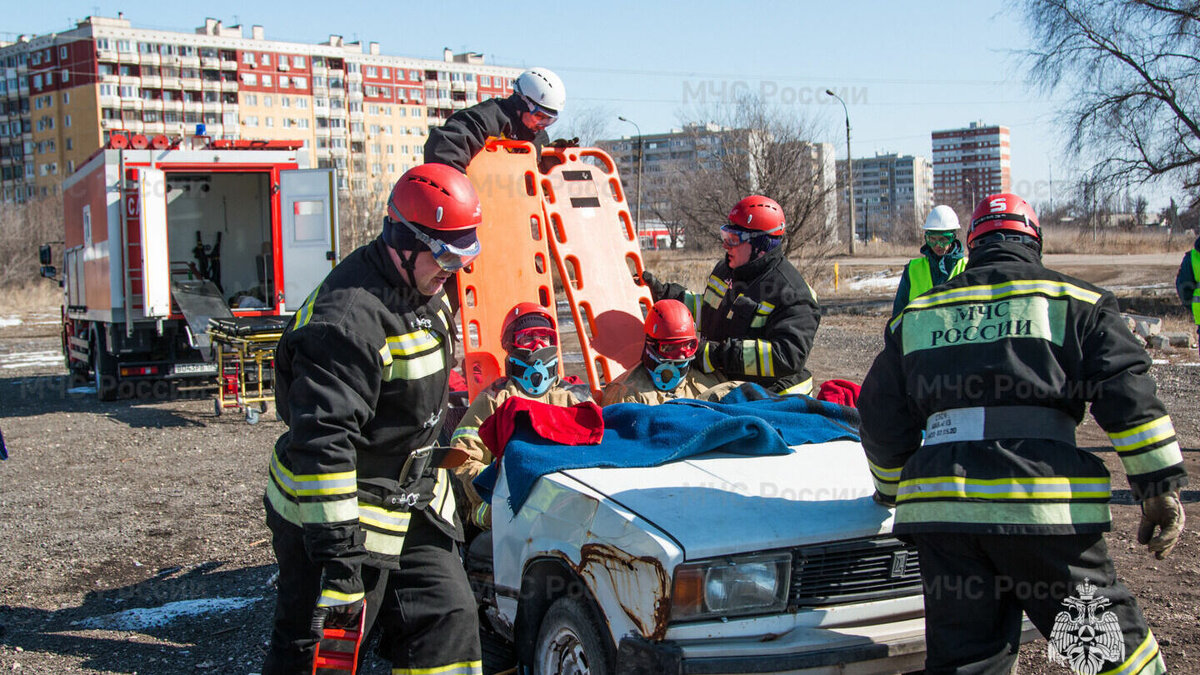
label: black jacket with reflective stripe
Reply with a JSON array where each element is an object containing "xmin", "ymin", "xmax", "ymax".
[
  {"xmin": 270, "ymin": 237, "xmax": 459, "ymax": 578},
  {"xmin": 859, "ymin": 241, "xmax": 1187, "ymax": 535},
  {"xmin": 423, "ymin": 95, "xmax": 549, "ymax": 173}
]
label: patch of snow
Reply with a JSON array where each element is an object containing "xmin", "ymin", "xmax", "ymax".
[
  {"xmin": 1152, "ymin": 359, "xmax": 1169, "ymax": 365},
  {"xmin": 68, "ymin": 385, "xmax": 97, "ymax": 394},
  {"xmin": 0, "ymin": 317, "xmax": 21, "ymax": 328},
  {"xmin": 0, "ymin": 350, "xmax": 63, "ymax": 369},
  {"xmin": 847, "ymin": 274, "xmax": 901, "ymax": 292},
  {"xmin": 73, "ymin": 596, "xmax": 261, "ymax": 631}
]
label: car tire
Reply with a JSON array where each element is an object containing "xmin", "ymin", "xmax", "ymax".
[
  {"xmin": 92, "ymin": 329, "xmax": 118, "ymax": 402},
  {"xmin": 533, "ymin": 595, "xmax": 613, "ymax": 675}
]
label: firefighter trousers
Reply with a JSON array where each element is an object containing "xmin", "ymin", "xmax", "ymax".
[
  {"xmin": 911, "ymin": 532, "xmax": 1165, "ymax": 675},
  {"xmin": 262, "ymin": 509, "xmax": 481, "ymax": 675}
]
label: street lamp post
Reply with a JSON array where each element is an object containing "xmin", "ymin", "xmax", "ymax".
[
  {"xmin": 826, "ymin": 89, "xmax": 856, "ymax": 255},
  {"xmin": 618, "ymin": 116, "xmax": 643, "ymax": 231},
  {"xmin": 964, "ymin": 176, "xmax": 976, "ymax": 210}
]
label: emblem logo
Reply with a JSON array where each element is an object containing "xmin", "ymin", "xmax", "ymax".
[
  {"xmin": 889, "ymin": 551, "xmax": 909, "ymax": 579},
  {"xmin": 1047, "ymin": 579, "xmax": 1125, "ymax": 675}
]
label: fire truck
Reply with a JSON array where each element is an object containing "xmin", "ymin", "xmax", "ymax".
[{"xmin": 39, "ymin": 134, "xmax": 339, "ymax": 400}]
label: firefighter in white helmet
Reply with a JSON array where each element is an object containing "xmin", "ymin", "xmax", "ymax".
[
  {"xmin": 424, "ymin": 67, "xmax": 568, "ymax": 173},
  {"xmin": 891, "ymin": 205, "xmax": 967, "ymax": 317}
]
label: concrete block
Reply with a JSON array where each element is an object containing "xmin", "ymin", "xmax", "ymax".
[
  {"xmin": 1122, "ymin": 313, "xmax": 1163, "ymax": 338},
  {"xmin": 1167, "ymin": 332, "xmax": 1196, "ymax": 348},
  {"xmin": 1146, "ymin": 334, "xmax": 1169, "ymax": 349}
]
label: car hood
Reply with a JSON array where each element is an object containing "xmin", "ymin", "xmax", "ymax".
[{"xmin": 561, "ymin": 440, "xmax": 894, "ymax": 560}]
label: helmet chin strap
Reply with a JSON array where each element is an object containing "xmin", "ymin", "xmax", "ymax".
[{"xmin": 384, "ymin": 236, "xmax": 422, "ymax": 292}]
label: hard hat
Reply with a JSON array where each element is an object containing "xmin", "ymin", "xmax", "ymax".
[
  {"xmin": 501, "ymin": 302, "xmax": 556, "ymax": 352},
  {"xmin": 388, "ymin": 163, "xmax": 482, "ymax": 235},
  {"xmin": 513, "ymin": 68, "xmax": 566, "ymax": 114},
  {"xmin": 642, "ymin": 300, "xmax": 699, "ymax": 391},
  {"xmin": 644, "ymin": 299, "xmax": 698, "ymax": 344},
  {"xmin": 726, "ymin": 195, "xmax": 786, "ymax": 236},
  {"xmin": 923, "ymin": 205, "xmax": 961, "ymax": 232},
  {"xmin": 968, "ymin": 193, "xmax": 1041, "ymax": 247}
]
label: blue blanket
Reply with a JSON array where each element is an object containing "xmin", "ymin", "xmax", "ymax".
[{"xmin": 474, "ymin": 385, "xmax": 861, "ymax": 513}]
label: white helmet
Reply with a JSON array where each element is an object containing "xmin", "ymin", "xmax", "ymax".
[
  {"xmin": 513, "ymin": 68, "xmax": 566, "ymax": 113},
  {"xmin": 922, "ymin": 205, "xmax": 961, "ymax": 231}
]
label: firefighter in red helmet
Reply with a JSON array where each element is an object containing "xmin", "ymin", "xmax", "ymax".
[
  {"xmin": 859, "ymin": 192, "xmax": 1186, "ymax": 674},
  {"xmin": 263, "ymin": 163, "xmax": 483, "ymax": 674},
  {"xmin": 448, "ymin": 302, "xmax": 592, "ymax": 529},
  {"xmin": 640, "ymin": 195, "xmax": 821, "ymax": 395},
  {"xmin": 601, "ymin": 299, "xmax": 738, "ymax": 405}
]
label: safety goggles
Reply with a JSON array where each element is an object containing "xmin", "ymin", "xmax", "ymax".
[
  {"xmin": 512, "ymin": 326, "xmax": 557, "ymax": 350},
  {"xmin": 394, "ymin": 215, "xmax": 481, "ymax": 272},
  {"xmin": 654, "ymin": 338, "xmax": 700, "ymax": 361},
  {"xmin": 925, "ymin": 232, "xmax": 955, "ymax": 247},
  {"xmin": 719, "ymin": 224, "xmax": 755, "ymax": 248}
]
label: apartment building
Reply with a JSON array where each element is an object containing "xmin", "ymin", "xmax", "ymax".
[
  {"xmin": 931, "ymin": 121, "xmax": 1011, "ymax": 210},
  {"xmin": 0, "ymin": 14, "xmax": 524, "ymax": 202},
  {"xmin": 836, "ymin": 152, "xmax": 933, "ymax": 241}
]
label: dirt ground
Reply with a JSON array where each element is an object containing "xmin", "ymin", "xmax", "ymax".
[{"xmin": 0, "ymin": 258, "xmax": 1198, "ymax": 674}]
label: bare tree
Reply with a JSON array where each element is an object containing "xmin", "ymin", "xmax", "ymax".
[
  {"xmin": 0, "ymin": 197, "xmax": 62, "ymax": 288},
  {"xmin": 1023, "ymin": 0, "xmax": 1200, "ymax": 199},
  {"xmin": 338, "ymin": 185, "xmax": 390, "ymax": 254},
  {"xmin": 554, "ymin": 104, "xmax": 615, "ymax": 147},
  {"xmin": 657, "ymin": 95, "xmax": 840, "ymax": 269}
]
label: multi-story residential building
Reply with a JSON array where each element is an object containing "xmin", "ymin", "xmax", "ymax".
[
  {"xmin": 0, "ymin": 14, "xmax": 524, "ymax": 202},
  {"xmin": 931, "ymin": 121, "xmax": 1011, "ymax": 210},
  {"xmin": 598, "ymin": 124, "xmax": 837, "ymax": 239},
  {"xmin": 836, "ymin": 152, "xmax": 933, "ymax": 241}
]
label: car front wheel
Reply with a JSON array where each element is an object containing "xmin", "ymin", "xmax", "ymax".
[{"xmin": 533, "ymin": 595, "xmax": 613, "ymax": 675}]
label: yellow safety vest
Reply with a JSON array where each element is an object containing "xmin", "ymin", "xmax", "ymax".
[
  {"xmin": 1190, "ymin": 250, "xmax": 1200, "ymax": 324},
  {"xmin": 907, "ymin": 256, "xmax": 968, "ymax": 302}
]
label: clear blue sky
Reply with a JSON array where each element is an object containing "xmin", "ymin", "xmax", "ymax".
[{"xmin": 11, "ymin": 1, "xmax": 1161, "ymax": 209}]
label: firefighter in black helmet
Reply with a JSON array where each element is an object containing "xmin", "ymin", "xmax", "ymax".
[
  {"xmin": 859, "ymin": 192, "xmax": 1186, "ymax": 674},
  {"xmin": 263, "ymin": 163, "xmax": 483, "ymax": 674}
]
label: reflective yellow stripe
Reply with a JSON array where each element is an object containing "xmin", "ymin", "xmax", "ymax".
[
  {"xmin": 392, "ymin": 662, "xmax": 483, "ymax": 675},
  {"xmin": 433, "ymin": 468, "xmax": 457, "ymax": 524},
  {"xmin": 906, "ymin": 279, "xmax": 1102, "ymax": 311},
  {"xmin": 1098, "ymin": 630, "xmax": 1162, "ymax": 675},
  {"xmin": 750, "ymin": 301, "xmax": 774, "ymax": 328},
  {"xmin": 897, "ymin": 500, "xmax": 1111, "ymax": 527},
  {"xmin": 383, "ymin": 350, "xmax": 444, "ymax": 381},
  {"xmin": 270, "ymin": 451, "xmax": 356, "ymax": 496},
  {"xmin": 1108, "ymin": 416, "xmax": 1175, "ymax": 452},
  {"xmin": 364, "ymin": 528, "xmax": 406, "ymax": 556},
  {"xmin": 898, "ymin": 476, "xmax": 1111, "ymax": 501},
  {"xmin": 380, "ymin": 344, "xmax": 393, "ymax": 366},
  {"xmin": 359, "ymin": 502, "xmax": 412, "ymax": 533},
  {"xmin": 318, "ymin": 589, "xmax": 364, "ymax": 607},
  {"xmin": 741, "ymin": 341, "xmax": 759, "ymax": 376},
  {"xmin": 451, "ymin": 425, "xmax": 480, "ymax": 443},
  {"xmin": 387, "ymin": 331, "xmax": 440, "ymax": 357},
  {"xmin": 778, "ymin": 377, "xmax": 812, "ymax": 395},
  {"xmin": 294, "ymin": 286, "xmax": 322, "ymax": 329},
  {"xmin": 1121, "ymin": 441, "xmax": 1183, "ymax": 476},
  {"xmin": 868, "ymin": 459, "xmax": 904, "ymax": 482},
  {"xmin": 266, "ymin": 479, "xmax": 359, "ymax": 526},
  {"xmin": 701, "ymin": 341, "xmax": 714, "ymax": 373}
]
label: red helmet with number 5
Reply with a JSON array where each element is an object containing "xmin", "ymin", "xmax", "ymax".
[
  {"xmin": 967, "ymin": 193, "xmax": 1041, "ymax": 248},
  {"xmin": 727, "ymin": 195, "xmax": 786, "ymax": 236}
]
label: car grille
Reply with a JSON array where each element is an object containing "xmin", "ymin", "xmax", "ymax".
[{"xmin": 789, "ymin": 537, "xmax": 921, "ymax": 608}]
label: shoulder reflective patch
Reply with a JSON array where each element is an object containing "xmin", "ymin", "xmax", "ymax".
[
  {"xmin": 750, "ymin": 301, "xmax": 775, "ymax": 328},
  {"xmin": 294, "ymin": 285, "xmax": 323, "ymax": 329},
  {"xmin": 703, "ymin": 275, "xmax": 729, "ymax": 309},
  {"xmin": 905, "ymin": 279, "xmax": 1101, "ymax": 311},
  {"xmin": 901, "ymin": 295, "xmax": 1068, "ymax": 354}
]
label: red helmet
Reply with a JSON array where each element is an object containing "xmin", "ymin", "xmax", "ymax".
[
  {"xmin": 727, "ymin": 195, "xmax": 786, "ymax": 236},
  {"xmin": 644, "ymin": 299, "xmax": 699, "ymax": 362},
  {"xmin": 387, "ymin": 163, "xmax": 482, "ymax": 233},
  {"xmin": 968, "ymin": 193, "xmax": 1040, "ymax": 247},
  {"xmin": 501, "ymin": 302, "xmax": 556, "ymax": 351}
]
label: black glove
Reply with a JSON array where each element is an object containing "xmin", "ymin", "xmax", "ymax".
[
  {"xmin": 549, "ymin": 136, "xmax": 580, "ymax": 148},
  {"xmin": 638, "ymin": 270, "xmax": 667, "ymax": 301},
  {"xmin": 1138, "ymin": 491, "xmax": 1185, "ymax": 559},
  {"xmin": 311, "ymin": 568, "xmax": 365, "ymax": 634}
]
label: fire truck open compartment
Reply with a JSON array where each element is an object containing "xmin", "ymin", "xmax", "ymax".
[{"xmin": 165, "ymin": 171, "xmax": 274, "ymax": 310}]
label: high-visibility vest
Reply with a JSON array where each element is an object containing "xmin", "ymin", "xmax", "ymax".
[
  {"xmin": 1190, "ymin": 249, "xmax": 1200, "ymax": 324},
  {"xmin": 907, "ymin": 255, "xmax": 968, "ymax": 302}
]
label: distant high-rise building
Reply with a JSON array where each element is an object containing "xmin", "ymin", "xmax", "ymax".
[
  {"xmin": 931, "ymin": 121, "xmax": 1011, "ymax": 210},
  {"xmin": 597, "ymin": 123, "xmax": 837, "ymax": 239},
  {"xmin": 0, "ymin": 15, "xmax": 524, "ymax": 202},
  {"xmin": 836, "ymin": 152, "xmax": 933, "ymax": 241}
]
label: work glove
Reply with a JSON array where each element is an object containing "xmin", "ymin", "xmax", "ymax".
[
  {"xmin": 871, "ymin": 490, "xmax": 897, "ymax": 508},
  {"xmin": 311, "ymin": 569, "xmax": 365, "ymax": 634},
  {"xmin": 1137, "ymin": 491, "xmax": 1185, "ymax": 560},
  {"xmin": 472, "ymin": 502, "xmax": 492, "ymax": 530},
  {"xmin": 638, "ymin": 270, "xmax": 667, "ymax": 301},
  {"xmin": 549, "ymin": 136, "xmax": 580, "ymax": 148}
]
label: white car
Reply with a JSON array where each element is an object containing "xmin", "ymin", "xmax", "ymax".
[{"xmin": 467, "ymin": 438, "xmax": 934, "ymax": 675}]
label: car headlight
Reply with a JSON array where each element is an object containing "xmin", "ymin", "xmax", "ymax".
[{"xmin": 670, "ymin": 551, "xmax": 791, "ymax": 621}]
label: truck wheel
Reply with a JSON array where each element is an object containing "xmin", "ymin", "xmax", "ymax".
[
  {"xmin": 534, "ymin": 596, "xmax": 613, "ymax": 675},
  {"xmin": 92, "ymin": 330, "xmax": 119, "ymax": 402}
]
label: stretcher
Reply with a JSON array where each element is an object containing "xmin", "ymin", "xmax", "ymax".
[{"xmin": 206, "ymin": 315, "xmax": 290, "ymax": 423}]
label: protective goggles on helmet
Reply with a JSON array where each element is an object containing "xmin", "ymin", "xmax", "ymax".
[
  {"xmin": 512, "ymin": 326, "xmax": 557, "ymax": 350},
  {"xmin": 393, "ymin": 215, "xmax": 481, "ymax": 272},
  {"xmin": 652, "ymin": 338, "xmax": 699, "ymax": 361},
  {"xmin": 519, "ymin": 93, "xmax": 558, "ymax": 121},
  {"xmin": 719, "ymin": 224, "xmax": 756, "ymax": 248}
]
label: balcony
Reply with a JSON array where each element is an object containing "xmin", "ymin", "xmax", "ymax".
[
  {"xmin": 97, "ymin": 48, "xmax": 118, "ymax": 62},
  {"xmin": 101, "ymin": 73, "xmax": 119, "ymax": 84},
  {"xmin": 312, "ymin": 64, "xmax": 327, "ymax": 76},
  {"xmin": 330, "ymin": 146, "xmax": 348, "ymax": 157},
  {"xmin": 100, "ymin": 117, "xmax": 121, "ymax": 130},
  {"xmin": 202, "ymin": 78, "xmax": 224, "ymax": 91},
  {"xmin": 206, "ymin": 124, "xmax": 223, "ymax": 137},
  {"xmin": 201, "ymin": 57, "xmax": 220, "ymax": 69},
  {"xmin": 121, "ymin": 98, "xmax": 142, "ymax": 110},
  {"xmin": 350, "ymin": 131, "xmax": 365, "ymax": 142},
  {"xmin": 141, "ymin": 53, "xmax": 161, "ymax": 67},
  {"xmin": 203, "ymin": 101, "xmax": 222, "ymax": 113},
  {"xmin": 161, "ymin": 77, "xmax": 182, "ymax": 89},
  {"xmin": 347, "ymin": 70, "xmax": 362, "ymax": 82},
  {"xmin": 183, "ymin": 101, "xmax": 204, "ymax": 113},
  {"xmin": 221, "ymin": 80, "xmax": 238, "ymax": 92},
  {"xmin": 142, "ymin": 99, "xmax": 164, "ymax": 111},
  {"xmin": 451, "ymin": 100, "xmax": 468, "ymax": 110},
  {"xmin": 180, "ymin": 55, "xmax": 201, "ymax": 68},
  {"xmin": 165, "ymin": 100, "xmax": 184, "ymax": 112},
  {"xmin": 143, "ymin": 121, "xmax": 166, "ymax": 134},
  {"xmin": 450, "ymin": 80, "xmax": 465, "ymax": 91},
  {"xmin": 220, "ymin": 59, "xmax": 238, "ymax": 71},
  {"xmin": 123, "ymin": 121, "xmax": 144, "ymax": 133},
  {"xmin": 182, "ymin": 78, "xmax": 203, "ymax": 90},
  {"xmin": 348, "ymin": 89, "xmax": 363, "ymax": 101},
  {"xmin": 330, "ymin": 127, "xmax": 347, "ymax": 137},
  {"xmin": 161, "ymin": 54, "xmax": 181, "ymax": 66},
  {"xmin": 119, "ymin": 75, "xmax": 141, "ymax": 88},
  {"xmin": 349, "ymin": 109, "xmax": 363, "ymax": 120},
  {"xmin": 141, "ymin": 76, "xmax": 162, "ymax": 88}
]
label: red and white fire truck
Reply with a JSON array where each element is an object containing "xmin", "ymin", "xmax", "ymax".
[{"xmin": 39, "ymin": 135, "xmax": 339, "ymax": 400}]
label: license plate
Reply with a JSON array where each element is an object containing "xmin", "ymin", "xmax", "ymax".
[{"xmin": 173, "ymin": 362, "xmax": 218, "ymax": 376}]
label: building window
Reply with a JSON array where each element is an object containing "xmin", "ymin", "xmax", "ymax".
[
  {"xmin": 293, "ymin": 56, "xmax": 305, "ymax": 68},
  {"xmin": 243, "ymin": 52, "xmax": 255, "ymax": 65},
  {"xmin": 241, "ymin": 72, "xmax": 257, "ymax": 86},
  {"xmin": 381, "ymin": 67, "xmax": 389, "ymax": 79},
  {"xmin": 261, "ymin": 53, "xmax": 271, "ymax": 66},
  {"xmin": 279, "ymin": 76, "xmax": 290, "ymax": 88},
  {"xmin": 61, "ymin": 69, "xmax": 69, "ymax": 83},
  {"xmin": 65, "ymin": 114, "xmax": 71, "ymax": 127},
  {"xmin": 264, "ymin": 95, "xmax": 273, "ymax": 107},
  {"xmin": 366, "ymin": 66, "xmax": 378, "ymax": 78},
  {"xmin": 262, "ymin": 75, "xmax": 272, "ymax": 87},
  {"xmin": 60, "ymin": 46, "xmax": 68, "ymax": 59},
  {"xmin": 292, "ymin": 76, "xmax": 306, "ymax": 89}
]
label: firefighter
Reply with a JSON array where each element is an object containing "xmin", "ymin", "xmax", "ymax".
[
  {"xmin": 859, "ymin": 192, "xmax": 1186, "ymax": 675},
  {"xmin": 601, "ymin": 299, "xmax": 738, "ymax": 405},
  {"xmin": 263, "ymin": 164, "xmax": 482, "ymax": 675},
  {"xmin": 424, "ymin": 67, "xmax": 566, "ymax": 173},
  {"xmin": 891, "ymin": 205, "xmax": 967, "ymax": 317},
  {"xmin": 640, "ymin": 195, "xmax": 821, "ymax": 395},
  {"xmin": 449, "ymin": 302, "xmax": 592, "ymax": 529},
  {"xmin": 1174, "ymin": 234, "xmax": 1200, "ymax": 354}
]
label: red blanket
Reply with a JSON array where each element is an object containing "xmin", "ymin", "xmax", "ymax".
[{"xmin": 480, "ymin": 397, "xmax": 605, "ymax": 459}]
